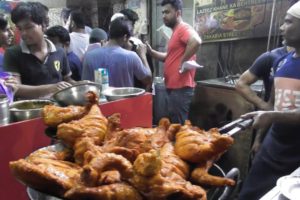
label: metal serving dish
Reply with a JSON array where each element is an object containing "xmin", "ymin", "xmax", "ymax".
[
  {"xmin": 102, "ymin": 87, "xmax": 145, "ymax": 102},
  {"xmin": 10, "ymin": 99, "xmax": 55, "ymax": 122},
  {"xmin": 52, "ymin": 82, "xmax": 101, "ymax": 106}
]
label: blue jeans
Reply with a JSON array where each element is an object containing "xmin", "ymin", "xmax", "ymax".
[{"xmin": 166, "ymin": 87, "xmax": 194, "ymax": 124}]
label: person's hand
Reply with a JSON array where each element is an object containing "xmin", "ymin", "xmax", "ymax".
[
  {"xmin": 136, "ymin": 43, "xmax": 147, "ymax": 57},
  {"xmin": 55, "ymin": 81, "xmax": 72, "ymax": 91},
  {"xmin": 4, "ymin": 76, "xmax": 20, "ymax": 94},
  {"xmin": 145, "ymin": 41, "xmax": 153, "ymax": 54},
  {"xmin": 258, "ymin": 101, "xmax": 273, "ymax": 111},
  {"xmin": 241, "ymin": 111, "xmax": 273, "ymax": 129}
]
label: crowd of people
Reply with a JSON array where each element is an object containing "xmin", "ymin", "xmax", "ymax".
[
  {"xmin": 0, "ymin": 0, "xmax": 200, "ymax": 125},
  {"xmin": 1, "ymin": 0, "xmax": 300, "ymax": 199}
]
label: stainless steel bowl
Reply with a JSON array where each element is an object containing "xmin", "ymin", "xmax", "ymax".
[
  {"xmin": 10, "ymin": 99, "xmax": 55, "ymax": 122},
  {"xmin": 102, "ymin": 87, "xmax": 145, "ymax": 102},
  {"xmin": 52, "ymin": 82, "xmax": 101, "ymax": 106}
]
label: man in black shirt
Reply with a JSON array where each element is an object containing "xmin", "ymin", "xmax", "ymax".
[{"xmin": 4, "ymin": 2, "xmax": 75, "ymax": 99}]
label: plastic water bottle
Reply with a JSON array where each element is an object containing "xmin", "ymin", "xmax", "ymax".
[
  {"xmin": 96, "ymin": 68, "xmax": 108, "ymax": 101},
  {"xmin": 99, "ymin": 68, "xmax": 109, "ymax": 92}
]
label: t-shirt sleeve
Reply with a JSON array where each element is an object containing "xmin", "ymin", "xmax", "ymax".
[
  {"xmin": 178, "ymin": 24, "xmax": 193, "ymax": 44},
  {"xmin": 132, "ymin": 53, "xmax": 151, "ymax": 81},
  {"xmin": 249, "ymin": 52, "xmax": 272, "ymax": 78},
  {"xmin": 82, "ymin": 55, "xmax": 94, "ymax": 81},
  {"xmin": 3, "ymin": 47, "xmax": 20, "ymax": 73}
]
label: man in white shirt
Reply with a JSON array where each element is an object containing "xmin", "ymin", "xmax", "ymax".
[{"xmin": 69, "ymin": 10, "xmax": 89, "ymax": 61}]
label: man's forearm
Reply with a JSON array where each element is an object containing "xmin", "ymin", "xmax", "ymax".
[
  {"xmin": 149, "ymin": 49, "xmax": 167, "ymax": 62},
  {"xmin": 269, "ymin": 109, "xmax": 300, "ymax": 124},
  {"xmin": 15, "ymin": 84, "xmax": 57, "ymax": 98},
  {"xmin": 181, "ymin": 41, "xmax": 200, "ymax": 65},
  {"xmin": 236, "ymin": 83, "xmax": 271, "ymax": 110}
]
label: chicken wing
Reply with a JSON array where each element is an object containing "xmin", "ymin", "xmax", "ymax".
[{"xmin": 42, "ymin": 105, "xmax": 87, "ymax": 127}]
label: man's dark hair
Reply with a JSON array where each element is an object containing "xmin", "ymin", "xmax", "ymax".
[
  {"xmin": 70, "ymin": 10, "xmax": 85, "ymax": 29},
  {"xmin": 45, "ymin": 25, "xmax": 70, "ymax": 44},
  {"xmin": 61, "ymin": 8, "xmax": 72, "ymax": 23},
  {"xmin": 161, "ymin": 0, "xmax": 183, "ymax": 11},
  {"xmin": 89, "ymin": 28, "xmax": 107, "ymax": 44},
  {"xmin": 0, "ymin": 14, "xmax": 8, "ymax": 30},
  {"xmin": 120, "ymin": 9, "xmax": 139, "ymax": 25},
  {"xmin": 109, "ymin": 17, "xmax": 133, "ymax": 39},
  {"xmin": 11, "ymin": 2, "xmax": 49, "ymax": 26}
]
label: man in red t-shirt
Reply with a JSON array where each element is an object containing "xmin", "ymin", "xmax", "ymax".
[{"xmin": 147, "ymin": 0, "xmax": 201, "ymax": 124}]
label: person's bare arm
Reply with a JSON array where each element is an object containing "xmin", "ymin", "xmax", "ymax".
[
  {"xmin": 63, "ymin": 75, "xmax": 77, "ymax": 85},
  {"xmin": 236, "ymin": 70, "xmax": 272, "ymax": 110},
  {"xmin": 242, "ymin": 109, "xmax": 300, "ymax": 130},
  {"xmin": 136, "ymin": 44, "xmax": 151, "ymax": 70},
  {"xmin": 13, "ymin": 82, "xmax": 71, "ymax": 99},
  {"xmin": 136, "ymin": 43, "xmax": 152, "ymax": 90},
  {"xmin": 180, "ymin": 31, "xmax": 201, "ymax": 67},
  {"xmin": 5, "ymin": 74, "xmax": 72, "ymax": 98},
  {"xmin": 146, "ymin": 42, "xmax": 167, "ymax": 62}
]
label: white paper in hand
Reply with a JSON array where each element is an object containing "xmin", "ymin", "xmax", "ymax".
[{"xmin": 179, "ymin": 61, "xmax": 203, "ymax": 73}]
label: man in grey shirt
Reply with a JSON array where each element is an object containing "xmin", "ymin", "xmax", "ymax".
[{"xmin": 82, "ymin": 17, "xmax": 151, "ymax": 88}]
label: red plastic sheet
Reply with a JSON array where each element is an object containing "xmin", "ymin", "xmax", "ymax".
[{"xmin": 0, "ymin": 93, "xmax": 152, "ymax": 200}]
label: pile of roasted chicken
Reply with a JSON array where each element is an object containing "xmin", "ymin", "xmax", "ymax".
[{"xmin": 10, "ymin": 92, "xmax": 235, "ymax": 200}]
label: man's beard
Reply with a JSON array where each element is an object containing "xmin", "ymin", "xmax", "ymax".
[{"xmin": 164, "ymin": 19, "xmax": 177, "ymax": 29}]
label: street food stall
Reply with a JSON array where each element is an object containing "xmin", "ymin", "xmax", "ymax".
[{"xmin": 4, "ymin": 89, "xmax": 244, "ymax": 200}]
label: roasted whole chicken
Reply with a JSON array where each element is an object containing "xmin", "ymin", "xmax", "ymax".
[
  {"xmin": 130, "ymin": 143, "xmax": 207, "ymax": 200},
  {"xmin": 10, "ymin": 146, "xmax": 81, "ymax": 197},
  {"xmin": 10, "ymin": 92, "xmax": 236, "ymax": 200},
  {"xmin": 174, "ymin": 121, "xmax": 234, "ymax": 164}
]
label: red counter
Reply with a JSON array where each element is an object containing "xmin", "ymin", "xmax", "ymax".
[{"xmin": 0, "ymin": 94, "xmax": 152, "ymax": 200}]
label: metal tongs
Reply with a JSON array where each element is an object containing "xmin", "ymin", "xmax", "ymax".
[{"xmin": 219, "ymin": 118, "xmax": 254, "ymax": 136}]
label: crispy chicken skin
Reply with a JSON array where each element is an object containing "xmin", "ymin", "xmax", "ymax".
[
  {"xmin": 57, "ymin": 103, "xmax": 108, "ymax": 147},
  {"xmin": 175, "ymin": 121, "xmax": 234, "ymax": 163},
  {"xmin": 10, "ymin": 159, "xmax": 81, "ymax": 197},
  {"xmin": 42, "ymin": 105, "xmax": 87, "ymax": 127},
  {"xmin": 64, "ymin": 183, "xmax": 143, "ymax": 200},
  {"xmin": 81, "ymin": 152, "xmax": 133, "ymax": 187},
  {"xmin": 26, "ymin": 145, "xmax": 72, "ymax": 162},
  {"xmin": 102, "ymin": 118, "xmax": 175, "ymax": 162},
  {"xmin": 131, "ymin": 143, "xmax": 207, "ymax": 200}
]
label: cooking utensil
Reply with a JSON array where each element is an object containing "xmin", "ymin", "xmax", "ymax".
[
  {"xmin": 102, "ymin": 87, "xmax": 145, "ymax": 102},
  {"xmin": 52, "ymin": 82, "xmax": 101, "ymax": 106},
  {"xmin": 10, "ymin": 99, "xmax": 55, "ymax": 122},
  {"xmin": 219, "ymin": 118, "xmax": 253, "ymax": 136}
]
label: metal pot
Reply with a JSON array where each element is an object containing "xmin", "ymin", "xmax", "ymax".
[
  {"xmin": 10, "ymin": 99, "xmax": 55, "ymax": 122},
  {"xmin": 0, "ymin": 94, "xmax": 9, "ymax": 125},
  {"xmin": 52, "ymin": 82, "xmax": 101, "ymax": 106},
  {"xmin": 102, "ymin": 87, "xmax": 145, "ymax": 102}
]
